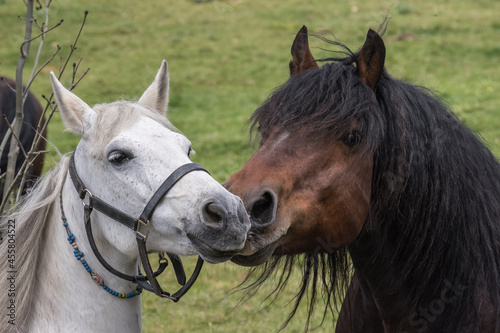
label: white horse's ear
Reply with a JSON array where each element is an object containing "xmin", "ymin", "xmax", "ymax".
[
  {"xmin": 138, "ymin": 60, "xmax": 169, "ymax": 115},
  {"xmin": 50, "ymin": 72, "xmax": 94, "ymax": 135}
]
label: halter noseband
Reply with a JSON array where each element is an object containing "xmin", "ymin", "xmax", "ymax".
[{"xmin": 66, "ymin": 153, "xmax": 207, "ymax": 302}]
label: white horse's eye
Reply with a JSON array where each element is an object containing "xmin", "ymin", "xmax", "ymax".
[{"xmin": 108, "ymin": 150, "xmax": 132, "ymax": 165}]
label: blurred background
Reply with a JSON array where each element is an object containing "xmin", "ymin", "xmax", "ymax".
[{"xmin": 1, "ymin": 0, "xmax": 499, "ymax": 331}]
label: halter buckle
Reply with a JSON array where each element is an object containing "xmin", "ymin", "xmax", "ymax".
[{"xmin": 135, "ymin": 218, "xmax": 150, "ymax": 242}]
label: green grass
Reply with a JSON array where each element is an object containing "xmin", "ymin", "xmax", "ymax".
[{"xmin": 1, "ymin": 0, "xmax": 500, "ymax": 331}]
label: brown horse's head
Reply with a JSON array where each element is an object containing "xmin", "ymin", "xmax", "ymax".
[{"xmin": 226, "ymin": 26, "xmax": 386, "ymax": 266}]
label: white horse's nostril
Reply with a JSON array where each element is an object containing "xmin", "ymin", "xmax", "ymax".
[{"xmin": 202, "ymin": 201, "xmax": 226, "ymax": 226}]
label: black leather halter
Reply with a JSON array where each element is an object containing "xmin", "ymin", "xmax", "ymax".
[{"xmin": 67, "ymin": 153, "xmax": 207, "ymax": 302}]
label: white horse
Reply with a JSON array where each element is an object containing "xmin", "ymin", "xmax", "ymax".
[{"xmin": 0, "ymin": 61, "xmax": 250, "ymax": 333}]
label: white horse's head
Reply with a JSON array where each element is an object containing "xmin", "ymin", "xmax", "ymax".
[{"xmin": 50, "ymin": 61, "xmax": 250, "ymax": 264}]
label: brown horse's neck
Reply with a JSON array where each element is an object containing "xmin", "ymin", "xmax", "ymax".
[
  {"xmin": 348, "ymin": 232, "xmax": 409, "ymax": 328},
  {"xmin": 347, "ymin": 227, "xmax": 492, "ymax": 332}
]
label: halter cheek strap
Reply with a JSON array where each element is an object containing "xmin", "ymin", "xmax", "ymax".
[{"xmin": 68, "ymin": 153, "xmax": 207, "ymax": 302}]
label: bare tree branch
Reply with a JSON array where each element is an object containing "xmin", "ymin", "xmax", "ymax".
[
  {"xmin": 0, "ymin": 3, "xmax": 89, "ymax": 211},
  {"xmin": 3, "ymin": 0, "xmax": 34, "ymax": 205}
]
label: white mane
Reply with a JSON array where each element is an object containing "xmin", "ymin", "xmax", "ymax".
[{"xmin": 0, "ymin": 156, "xmax": 70, "ymax": 330}]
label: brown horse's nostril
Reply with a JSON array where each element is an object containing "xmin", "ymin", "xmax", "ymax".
[
  {"xmin": 202, "ymin": 202, "xmax": 225, "ymax": 226},
  {"xmin": 249, "ymin": 191, "xmax": 276, "ymax": 227}
]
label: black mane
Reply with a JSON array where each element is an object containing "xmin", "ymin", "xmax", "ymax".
[{"xmin": 243, "ymin": 42, "xmax": 500, "ymax": 332}]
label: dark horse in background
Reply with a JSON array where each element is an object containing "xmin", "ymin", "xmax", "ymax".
[
  {"xmin": 226, "ymin": 26, "xmax": 500, "ymax": 332},
  {"xmin": 0, "ymin": 76, "xmax": 46, "ymax": 198}
]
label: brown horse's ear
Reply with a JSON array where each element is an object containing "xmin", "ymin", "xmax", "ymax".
[
  {"xmin": 357, "ymin": 29, "xmax": 386, "ymax": 92},
  {"xmin": 289, "ymin": 25, "xmax": 318, "ymax": 76}
]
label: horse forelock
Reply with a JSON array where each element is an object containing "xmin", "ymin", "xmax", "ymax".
[{"xmin": 250, "ymin": 55, "xmax": 385, "ymax": 156}]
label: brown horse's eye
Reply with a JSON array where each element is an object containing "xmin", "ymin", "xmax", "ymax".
[{"xmin": 341, "ymin": 131, "xmax": 361, "ymax": 148}]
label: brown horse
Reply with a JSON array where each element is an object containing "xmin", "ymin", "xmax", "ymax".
[
  {"xmin": 0, "ymin": 76, "xmax": 46, "ymax": 197},
  {"xmin": 226, "ymin": 26, "xmax": 500, "ymax": 332}
]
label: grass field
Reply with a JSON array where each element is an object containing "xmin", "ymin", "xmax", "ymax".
[{"xmin": 1, "ymin": 0, "xmax": 499, "ymax": 331}]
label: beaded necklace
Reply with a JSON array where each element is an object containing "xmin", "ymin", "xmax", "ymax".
[{"xmin": 60, "ymin": 191, "xmax": 142, "ymax": 299}]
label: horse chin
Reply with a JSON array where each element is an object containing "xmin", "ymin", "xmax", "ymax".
[
  {"xmin": 231, "ymin": 241, "xmax": 279, "ymax": 267},
  {"xmin": 199, "ymin": 253, "xmax": 235, "ymax": 264},
  {"xmin": 187, "ymin": 234, "xmax": 240, "ymax": 264}
]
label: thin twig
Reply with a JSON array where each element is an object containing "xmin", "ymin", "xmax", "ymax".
[
  {"xmin": 19, "ymin": 19, "xmax": 63, "ymax": 55},
  {"xmin": 0, "ymin": 119, "xmax": 16, "ymax": 163},
  {"xmin": 25, "ymin": 0, "xmax": 52, "ymax": 96},
  {"xmin": 56, "ymin": 10, "xmax": 88, "ymax": 80},
  {"xmin": 25, "ymin": 45, "xmax": 62, "ymax": 94},
  {"xmin": 2, "ymin": 115, "xmax": 28, "ymax": 159},
  {"xmin": 70, "ymin": 67, "xmax": 90, "ymax": 90},
  {"xmin": 0, "ymin": 77, "xmax": 15, "ymax": 93}
]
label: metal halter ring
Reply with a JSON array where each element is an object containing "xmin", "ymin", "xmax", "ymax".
[{"xmin": 80, "ymin": 188, "xmax": 93, "ymax": 207}]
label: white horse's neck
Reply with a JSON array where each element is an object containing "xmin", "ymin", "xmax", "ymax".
[{"xmin": 28, "ymin": 175, "xmax": 142, "ymax": 333}]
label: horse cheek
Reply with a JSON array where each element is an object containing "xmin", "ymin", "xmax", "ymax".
[{"xmin": 321, "ymin": 154, "xmax": 373, "ymax": 247}]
